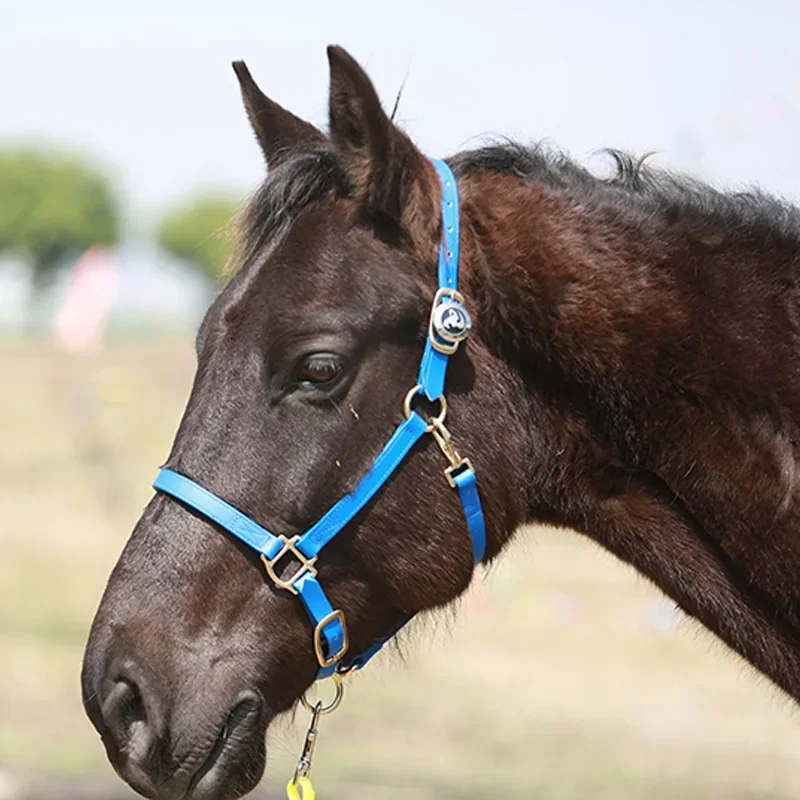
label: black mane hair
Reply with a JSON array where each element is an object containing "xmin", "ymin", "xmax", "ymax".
[
  {"xmin": 234, "ymin": 146, "xmax": 346, "ymax": 268},
  {"xmin": 235, "ymin": 140, "xmax": 800, "ymax": 267},
  {"xmin": 451, "ymin": 141, "xmax": 800, "ymax": 250}
]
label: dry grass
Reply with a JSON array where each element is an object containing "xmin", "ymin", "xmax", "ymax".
[{"xmin": 2, "ymin": 338, "xmax": 800, "ymax": 799}]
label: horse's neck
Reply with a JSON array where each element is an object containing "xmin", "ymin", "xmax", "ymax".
[
  {"xmin": 462, "ymin": 170, "xmax": 800, "ymax": 702},
  {"xmin": 462, "ymin": 169, "xmax": 800, "ymax": 483}
]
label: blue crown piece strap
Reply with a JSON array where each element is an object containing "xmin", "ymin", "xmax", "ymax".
[
  {"xmin": 430, "ymin": 158, "xmax": 461, "ymax": 289},
  {"xmin": 417, "ymin": 159, "xmax": 463, "ymax": 401}
]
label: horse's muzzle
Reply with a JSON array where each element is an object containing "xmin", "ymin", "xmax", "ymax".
[{"xmin": 82, "ymin": 657, "xmax": 267, "ymax": 800}]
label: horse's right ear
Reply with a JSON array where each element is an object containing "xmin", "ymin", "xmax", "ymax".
[
  {"xmin": 326, "ymin": 46, "xmax": 439, "ymax": 251},
  {"xmin": 232, "ymin": 61, "xmax": 324, "ymax": 167}
]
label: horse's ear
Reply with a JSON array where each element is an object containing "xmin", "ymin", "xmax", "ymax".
[
  {"xmin": 326, "ymin": 45, "xmax": 438, "ymax": 247},
  {"xmin": 232, "ymin": 60, "xmax": 324, "ymax": 167}
]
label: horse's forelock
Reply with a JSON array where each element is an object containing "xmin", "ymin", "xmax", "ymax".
[{"xmin": 228, "ymin": 146, "xmax": 349, "ymax": 275}]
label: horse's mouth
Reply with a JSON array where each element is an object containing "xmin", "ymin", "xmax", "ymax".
[{"xmin": 182, "ymin": 692, "xmax": 268, "ymax": 800}]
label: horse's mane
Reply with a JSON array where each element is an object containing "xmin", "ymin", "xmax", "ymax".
[
  {"xmin": 234, "ymin": 140, "xmax": 800, "ymax": 268},
  {"xmin": 451, "ymin": 141, "xmax": 800, "ymax": 250}
]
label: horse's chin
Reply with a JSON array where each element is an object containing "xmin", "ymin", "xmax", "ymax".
[{"xmin": 180, "ymin": 693, "xmax": 270, "ymax": 800}]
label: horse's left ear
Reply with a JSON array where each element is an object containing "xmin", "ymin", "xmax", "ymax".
[
  {"xmin": 327, "ymin": 45, "xmax": 438, "ymax": 248},
  {"xmin": 233, "ymin": 60, "xmax": 325, "ymax": 167}
]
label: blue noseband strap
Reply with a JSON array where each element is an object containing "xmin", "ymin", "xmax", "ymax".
[
  {"xmin": 153, "ymin": 469, "xmax": 283, "ymax": 560},
  {"xmin": 153, "ymin": 157, "xmax": 486, "ymax": 679}
]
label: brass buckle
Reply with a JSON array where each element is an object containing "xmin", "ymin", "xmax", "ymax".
[
  {"xmin": 313, "ymin": 609, "xmax": 349, "ymax": 668},
  {"xmin": 428, "ymin": 287, "xmax": 468, "ymax": 354},
  {"xmin": 444, "ymin": 458, "xmax": 474, "ymax": 488},
  {"xmin": 260, "ymin": 536, "xmax": 318, "ymax": 596}
]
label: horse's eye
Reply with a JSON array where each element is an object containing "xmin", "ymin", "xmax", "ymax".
[{"xmin": 296, "ymin": 354, "xmax": 344, "ymax": 387}]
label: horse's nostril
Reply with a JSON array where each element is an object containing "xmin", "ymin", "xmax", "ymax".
[
  {"xmin": 228, "ymin": 690, "xmax": 261, "ymax": 732},
  {"xmin": 117, "ymin": 680, "xmax": 144, "ymax": 733},
  {"xmin": 101, "ymin": 676, "xmax": 155, "ymax": 766}
]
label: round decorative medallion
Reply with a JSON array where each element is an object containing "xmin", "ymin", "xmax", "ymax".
[{"xmin": 432, "ymin": 300, "xmax": 472, "ymax": 344}]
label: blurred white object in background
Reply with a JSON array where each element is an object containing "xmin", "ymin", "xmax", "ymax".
[{"xmin": 53, "ymin": 245, "xmax": 118, "ymax": 354}]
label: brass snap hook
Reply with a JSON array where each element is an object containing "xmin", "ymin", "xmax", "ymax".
[
  {"xmin": 292, "ymin": 700, "xmax": 322, "ymax": 787},
  {"xmin": 288, "ymin": 675, "xmax": 345, "ymax": 800}
]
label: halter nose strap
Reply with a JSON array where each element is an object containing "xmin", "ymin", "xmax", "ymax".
[{"xmin": 153, "ymin": 157, "xmax": 486, "ymax": 679}]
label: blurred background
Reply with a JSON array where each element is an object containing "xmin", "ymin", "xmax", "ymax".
[{"xmin": 3, "ymin": 1, "xmax": 800, "ymax": 797}]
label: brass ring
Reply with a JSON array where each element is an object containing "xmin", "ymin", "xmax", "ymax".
[
  {"xmin": 300, "ymin": 672, "xmax": 344, "ymax": 716},
  {"xmin": 402, "ymin": 384, "xmax": 447, "ymax": 432}
]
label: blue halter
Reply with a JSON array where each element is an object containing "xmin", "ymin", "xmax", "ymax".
[{"xmin": 152, "ymin": 159, "xmax": 486, "ymax": 680}]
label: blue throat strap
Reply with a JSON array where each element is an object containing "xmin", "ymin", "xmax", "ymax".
[{"xmin": 153, "ymin": 157, "xmax": 486, "ymax": 679}]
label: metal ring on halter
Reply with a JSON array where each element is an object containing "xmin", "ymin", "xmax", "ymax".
[
  {"xmin": 402, "ymin": 384, "xmax": 447, "ymax": 432},
  {"xmin": 300, "ymin": 672, "xmax": 344, "ymax": 716}
]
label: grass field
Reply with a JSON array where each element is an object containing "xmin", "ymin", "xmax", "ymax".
[{"xmin": 3, "ymin": 338, "xmax": 800, "ymax": 799}]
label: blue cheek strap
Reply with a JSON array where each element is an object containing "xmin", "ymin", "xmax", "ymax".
[{"xmin": 152, "ymin": 158, "xmax": 487, "ymax": 679}]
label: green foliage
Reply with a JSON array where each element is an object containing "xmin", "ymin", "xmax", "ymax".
[
  {"xmin": 0, "ymin": 147, "xmax": 119, "ymax": 282},
  {"xmin": 158, "ymin": 196, "xmax": 240, "ymax": 284}
]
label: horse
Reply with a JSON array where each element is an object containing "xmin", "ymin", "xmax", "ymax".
[{"xmin": 81, "ymin": 45, "xmax": 800, "ymax": 800}]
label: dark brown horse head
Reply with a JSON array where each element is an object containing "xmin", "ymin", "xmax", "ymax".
[{"xmin": 82, "ymin": 47, "xmax": 528, "ymax": 800}]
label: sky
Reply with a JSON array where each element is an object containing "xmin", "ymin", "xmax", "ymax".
[{"xmin": 4, "ymin": 0, "xmax": 800, "ymax": 226}]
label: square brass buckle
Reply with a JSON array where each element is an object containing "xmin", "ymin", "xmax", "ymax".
[
  {"xmin": 313, "ymin": 609, "xmax": 349, "ymax": 668},
  {"xmin": 260, "ymin": 536, "xmax": 318, "ymax": 596}
]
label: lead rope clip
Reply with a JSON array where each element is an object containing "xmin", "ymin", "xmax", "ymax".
[
  {"xmin": 429, "ymin": 417, "xmax": 474, "ymax": 488},
  {"xmin": 286, "ymin": 701, "xmax": 322, "ymax": 800},
  {"xmin": 287, "ymin": 674, "xmax": 345, "ymax": 800}
]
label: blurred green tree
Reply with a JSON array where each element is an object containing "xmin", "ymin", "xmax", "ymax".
[
  {"xmin": 0, "ymin": 148, "xmax": 119, "ymax": 287},
  {"xmin": 158, "ymin": 196, "xmax": 241, "ymax": 284}
]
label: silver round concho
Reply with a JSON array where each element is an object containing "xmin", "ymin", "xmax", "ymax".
[{"xmin": 432, "ymin": 300, "xmax": 472, "ymax": 344}]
